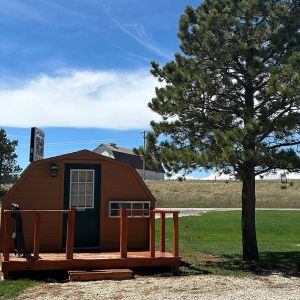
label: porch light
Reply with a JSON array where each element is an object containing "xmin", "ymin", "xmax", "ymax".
[{"xmin": 50, "ymin": 162, "xmax": 59, "ymax": 177}]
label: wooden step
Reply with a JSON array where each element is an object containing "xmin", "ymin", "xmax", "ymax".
[{"xmin": 68, "ymin": 269, "xmax": 133, "ymax": 281}]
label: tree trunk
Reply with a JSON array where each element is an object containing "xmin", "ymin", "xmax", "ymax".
[
  {"xmin": 0, "ymin": 154, "xmax": 2, "ymax": 190},
  {"xmin": 241, "ymin": 167, "xmax": 259, "ymax": 261}
]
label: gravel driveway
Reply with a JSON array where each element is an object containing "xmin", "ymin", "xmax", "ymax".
[{"xmin": 16, "ymin": 274, "xmax": 300, "ymax": 300}]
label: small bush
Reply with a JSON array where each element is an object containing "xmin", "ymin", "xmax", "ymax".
[{"xmin": 280, "ymin": 184, "xmax": 287, "ymax": 190}]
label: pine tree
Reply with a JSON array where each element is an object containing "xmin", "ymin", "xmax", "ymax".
[
  {"xmin": 0, "ymin": 129, "xmax": 21, "ymax": 189},
  {"xmin": 141, "ymin": 0, "xmax": 300, "ymax": 260}
]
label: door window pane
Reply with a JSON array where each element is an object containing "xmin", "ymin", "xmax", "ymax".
[
  {"xmin": 78, "ymin": 195, "xmax": 85, "ymax": 207},
  {"xmin": 71, "ymin": 171, "xmax": 78, "ymax": 182},
  {"xmin": 71, "ymin": 183, "xmax": 77, "ymax": 194},
  {"xmin": 78, "ymin": 183, "xmax": 85, "ymax": 194},
  {"xmin": 70, "ymin": 195, "xmax": 78, "ymax": 207},
  {"xmin": 70, "ymin": 169, "xmax": 95, "ymax": 209},
  {"xmin": 86, "ymin": 183, "xmax": 93, "ymax": 194},
  {"xmin": 79, "ymin": 171, "xmax": 86, "ymax": 182},
  {"xmin": 86, "ymin": 171, "xmax": 93, "ymax": 182},
  {"xmin": 86, "ymin": 195, "xmax": 93, "ymax": 208}
]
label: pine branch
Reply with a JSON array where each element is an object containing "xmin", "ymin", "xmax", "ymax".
[{"xmin": 269, "ymin": 140, "xmax": 300, "ymax": 149}]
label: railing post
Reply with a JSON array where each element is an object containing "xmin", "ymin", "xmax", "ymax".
[
  {"xmin": 172, "ymin": 212, "xmax": 179, "ymax": 257},
  {"xmin": 33, "ymin": 213, "xmax": 41, "ymax": 260},
  {"xmin": 149, "ymin": 211, "xmax": 155, "ymax": 257},
  {"xmin": 160, "ymin": 212, "xmax": 165, "ymax": 253},
  {"xmin": 3, "ymin": 211, "xmax": 11, "ymax": 262},
  {"xmin": 66, "ymin": 208, "xmax": 75, "ymax": 259},
  {"xmin": 120, "ymin": 208, "xmax": 128, "ymax": 258}
]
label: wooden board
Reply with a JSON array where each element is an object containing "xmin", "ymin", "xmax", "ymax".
[{"xmin": 69, "ymin": 269, "xmax": 133, "ymax": 281}]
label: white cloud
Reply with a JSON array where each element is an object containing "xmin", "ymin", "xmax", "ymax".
[
  {"xmin": 0, "ymin": 69, "xmax": 162, "ymax": 129},
  {"xmin": 113, "ymin": 19, "xmax": 172, "ymax": 59}
]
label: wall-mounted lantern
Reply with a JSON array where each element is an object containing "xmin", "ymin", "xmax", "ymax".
[{"xmin": 50, "ymin": 162, "xmax": 59, "ymax": 177}]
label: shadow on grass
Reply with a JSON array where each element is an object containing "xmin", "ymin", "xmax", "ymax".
[
  {"xmin": 133, "ymin": 263, "xmax": 210, "ymax": 277},
  {"xmin": 212, "ymin": 251, "xmax": 300, "ymax": 277}
]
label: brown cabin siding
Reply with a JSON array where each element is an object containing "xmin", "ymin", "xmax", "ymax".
[
  {"xmin": 100, "ymin": 161, "xmax": 153, "ymax": 250},
  {"xmin": 0, "ymin": 150, "xmax": 155, "ymax": 252},
  {"xmin": 1, "ymin": 160, "xmax": 62, "ymax": 251}
]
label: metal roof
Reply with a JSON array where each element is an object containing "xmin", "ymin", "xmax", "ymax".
[{"xmin": 94, "ymin": 144, "xmax": 165, "ymax": 173}]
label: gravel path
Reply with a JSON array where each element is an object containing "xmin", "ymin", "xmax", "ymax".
[{"xmin": 16, "ymin": 274, "xmax": 300, "ymax": 300}]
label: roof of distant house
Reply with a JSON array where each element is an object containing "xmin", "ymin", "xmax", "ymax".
[{"xmin": 94, "ymin": 143, "xmax": 165, "ymax": 173}]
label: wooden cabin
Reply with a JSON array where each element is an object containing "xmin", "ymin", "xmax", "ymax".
[{"xmin": 0, "ymin": 150, "xmax": 180, "ymax": 279}]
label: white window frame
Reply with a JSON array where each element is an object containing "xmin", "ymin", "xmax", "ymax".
[
  {"xmin": 69, "ymin": 169, "xmax": 95, "ymax": 210},
  {"xmin": 109, "ymin": 201, "xmax": 150, "ymax": 218}
]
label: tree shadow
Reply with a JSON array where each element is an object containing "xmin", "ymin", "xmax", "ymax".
[
  {"xmin": 133, "ymin": 262, "xmax": 211, "ymax": 277},
  {"xmin": 179, "ymin": 261, "xmax": 211, "ymax": 275},
  {"xmin": 210, "ymin": 251, "xmax": 300, "ymax": 277}
]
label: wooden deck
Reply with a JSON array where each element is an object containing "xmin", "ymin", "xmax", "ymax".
[
  {"xmin": 1, "ymin": 208, "xmax": 181, "ymax": 279},
  {"xmin": 1, "ymin": 251, "xmax": 181, "ymax": 278}
]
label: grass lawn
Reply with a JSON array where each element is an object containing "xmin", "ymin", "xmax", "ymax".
[
  {"xmin": 0, "ymin": 279, "xmax": 38, "ymax": 299},
  {"xmin": 147, "ymin": 180, "xmax": 300, "ymax": 208},
  {"xmin": 156, "ymin": 211, "xmax": 300, "ymax": 276}
]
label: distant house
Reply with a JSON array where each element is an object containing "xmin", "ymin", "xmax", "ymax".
[{"xmin": 94, "ymin": 143, "xmax": 165, "ymax": 180}]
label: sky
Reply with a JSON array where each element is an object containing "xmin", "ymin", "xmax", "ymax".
[{"xmin": 1, "ymin": 0, "xmax": 213, "ymax": 177}]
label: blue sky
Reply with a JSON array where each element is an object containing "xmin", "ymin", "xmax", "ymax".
[{"xmin": 0, "ymin": 0, "xmax": 211, "ymax": 178}]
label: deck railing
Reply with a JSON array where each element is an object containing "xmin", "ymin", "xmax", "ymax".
[
  {"xmin": 119, "ymin": 209, "xmax": 179, "ymax": 259},
  {"xmin": 2, "ymin": 208, "xmax": 75, "ymax": 262},
  {"xmin": 2, "ymin": 208, "xmax": 179, "ymax": 262}
]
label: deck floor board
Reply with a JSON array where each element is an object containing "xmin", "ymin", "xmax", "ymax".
[{"xmin": 6, "ymin": 251, "xmax": 174, "ymax": 261}]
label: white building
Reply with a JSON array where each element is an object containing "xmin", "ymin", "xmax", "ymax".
[{"xmin": 94, "ymin": 143, "xmax": 165, "ymax": 180}]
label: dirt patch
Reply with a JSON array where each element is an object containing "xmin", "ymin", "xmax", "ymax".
[{"xmin": 199, "ymin": 253, "xmax": 221, "ymax": 263}]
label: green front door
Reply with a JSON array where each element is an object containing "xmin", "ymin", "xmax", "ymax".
[{"xmin": 63, "ymin": 163, "xmax": 100, "ymax": 249}]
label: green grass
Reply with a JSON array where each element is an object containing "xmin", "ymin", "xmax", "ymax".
[
  {"xmin": 147, "ymin": 180, "xmax": 300, "ymax": 208},
  {"xmin": 0, "ymin": 212, "xmax": 298, "ymax": 298},
  {"xmin": 156, "ymin": 211, "xmax": 300, "ymax": 276},
  {"xmin": 0, "ymin": 279, "xmax": 38, "ymax": 299}
]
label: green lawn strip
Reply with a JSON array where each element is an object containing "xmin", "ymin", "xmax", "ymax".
[
  {"xmin": 155, "ymin": 211, "xmax": 300, "ymax": 276},
  {"xmin": 0, "ymin": 279, "xmax": 39, "ymax": 299}
]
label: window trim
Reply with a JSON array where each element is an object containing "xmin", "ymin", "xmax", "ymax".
[
  {"xmin": 109, "ymin": 201, "xmax": 150, "ymax": 218},
  {"xmin": 69, "ymin": 169, "xmax": 95, "ymax": 210}
]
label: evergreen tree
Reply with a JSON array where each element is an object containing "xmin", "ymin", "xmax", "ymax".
[
  {"xmin": 0, "ymin": 128, "xmax": 21, "ymax": 189},
  {"xmin": 140, "ymin": 0, "xmax": 300, "ymax": 260}
]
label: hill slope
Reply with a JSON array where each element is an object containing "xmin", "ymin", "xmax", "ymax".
[
  {"xmin": 146, "ymin": 180, "xmax": 300, "ymax": 208},
  {"xmin": 3, "ymin": 181, "xmax": 300, "ymax": 208}
]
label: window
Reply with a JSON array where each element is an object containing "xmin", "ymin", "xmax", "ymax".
[
  {"xmin": 70, "ymin": 169, "xmax": 94, "ymax": 209},
  {"xmin": 109, "ymin": 201, "xmax": 150, "ymax": 217}
]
